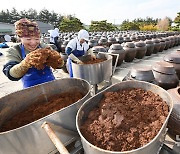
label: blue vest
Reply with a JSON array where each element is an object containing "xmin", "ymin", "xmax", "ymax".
[
  {"xmin": 21, "ymin": 45, "xmax": 55, "ymax": 88},
  {"xmin": 67, "ymin": 43, "xmax": 84, "ymax": 77}
]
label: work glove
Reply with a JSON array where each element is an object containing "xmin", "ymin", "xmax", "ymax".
[
  {"xmin": 9, "ymin": 59, "xmax": 32, "ymax": 78},
  {"xmin": 87, "ymin": 48, "xmax": 97, "ymax": 60},
  {"xmin": 25, "ymin": 49, "xmax": 49, "ymax": 70},
  {"xmin": 69, "ymin": 53, "xmax": 83, "ymax": 64},
  {"xmin": 46, "ymin": 50, "xmax": 64, "ymax": 69}
]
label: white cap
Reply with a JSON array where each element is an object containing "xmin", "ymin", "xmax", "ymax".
[
  {"xmin": 4, "ymin": 34, "xmax": 11, "ymax": 42},
  {"xmin": 78, "ymin": 29, "xmax": 89, "ymax": 41},
  {"xmin": 54, "ymin": 28, "xmax": 59, "ymax": 33}
]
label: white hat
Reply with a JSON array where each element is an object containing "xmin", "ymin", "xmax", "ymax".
[
  {"xmin": 78, "ymin": 29, "xmax": 89, "ymax": 41},
  {"xmin": 4, "ymin": 34, "xmax": 11, "ymax": 42}
]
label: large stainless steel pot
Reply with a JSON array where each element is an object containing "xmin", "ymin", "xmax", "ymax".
[
  {"xmin": 76, "ymin": 81, "xmax": 173, "ymax": 154},
  {"xmin": 0, "ymin": 78, "xmax": 91, "ymax": 154},
  {"xmin": 71, "ymin": 53, "xmax": 113, "ymax": 85}
]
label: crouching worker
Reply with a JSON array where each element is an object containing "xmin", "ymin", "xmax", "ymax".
[{"xmin": 3, "ymin": 18, "xmax": 64, "ymax": 88}]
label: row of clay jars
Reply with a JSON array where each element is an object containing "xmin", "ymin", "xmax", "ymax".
[
  {"xmin": 92, "ymin": 37, "xmax": 167, "ymax": 57},
  {"xmin": 152, "ymin": 61, "xmax": 179, "ymax": 90},
  {"xmin": 90, "ymin": 35, "xmax": 179, "ymax": 51}
]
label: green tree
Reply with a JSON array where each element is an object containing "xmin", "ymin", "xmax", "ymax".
[
  {"xmin": 38, "ymin": 8, "xmax": 51, "ymax": 23},
  {"xmin": 59, "ymin": 16, "xmax": 84, "ymax": 32},
  {"xmin": 120, "ymin": 20, "xmax": 139, "ymax": 30},
  {"xmin": 10, "ymin": 8, "xmax": 21, "ymax": 23},
  {"xmin": 172, "ymin": 12, "xmax": 180, "ymax": 31},
  {"xmin": 89, "ymin": 20, "xmax": 117, "ymax": 31}
]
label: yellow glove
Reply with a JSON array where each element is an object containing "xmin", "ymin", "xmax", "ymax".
[{"xmin": 9, "ymin": 59, "xmax": 32, "ymax": 78}]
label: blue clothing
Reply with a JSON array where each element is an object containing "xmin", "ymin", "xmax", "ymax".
[
  {"xmin": 67, "ymin": 44, "xmax": 84, "ymax": 77},
  {"xmin": 21, "ymin": 45, "xmax": 55, "ymax": 88},
  {"xmin": 0, "ymin": 42, "xmax": 9, "ymax": 48}
]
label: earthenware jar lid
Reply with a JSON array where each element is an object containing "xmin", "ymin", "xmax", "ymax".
[
  {"xmin": 109, "ymin": 44, "xmax": 123, "ymax": 50},
  {"xmin": 92, "ymin": 46, "xmax": 107, "ymax": 52},
  {"xmin": 108, "ymin": 37, "xmax": 116, "ymax": 42},
  {"xmin": 153, "ymin": 39, "xmax": 160, "ymax": 43},
  {"xmin": 99, "ymin": 38, "xmax": 107, "ymax": 43},
  {"xmin": 124, "ymin": 42, "xmax": 135, "ymax": 48},
  {"xmin": 152, "ymin": 61, "xmax": 176, "ymax": 75},
  {"xmin": 129, "ymin": 66, "xmax": 154, "ymax": 82},
  {"xmin": 145, "ymin": 40, "xmax": 153, "ymax": 44},
  {"xmin": 164, "ymin": 53, "xmax": 180, "ymax": 64},
  {"xmin": 159, "ymin": 38, "xmax": 166, "ymax": 42},
  {"xmin": 89, "ymin": 39, "xmax": 97, "ymax": 43},
  {"xmin": 135, "ymin": 41, "xmax": 146, "ymax": 47}
]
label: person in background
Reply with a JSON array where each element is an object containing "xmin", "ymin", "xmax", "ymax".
[
  {"xmin": 3, "ymin": 18, "xmax": 64, "ymax": 88},
  {"xmin": 49, "ymin": 28, "xmax": 62, "ymax": 53},
  {"xmin": 0, "ymin": 35, "xmax": 11, "ymax": 55},
  {"xmin": 65, "ymin": 29, "xmax": 89, "ymax": 77}
]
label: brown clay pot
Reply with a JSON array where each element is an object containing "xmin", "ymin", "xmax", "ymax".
[
  {"xmin": 92, "ymin": 46, "xmax": 107, "ymax": 53},
  {"xmin": 164, "ymin": 38, "xmax": 171, "ymax": 50},
  {"xmin": 123, "ymin": 66, "xmax": 155, "ymax": 83},
  {"xmin": 169, "ymin": 36, "xmax": 176, "ymax": 48},
  {"xmin": 145, "ymin": 40, "xmax": 154, "ymax": 56},
  {"xmin": 107, "ymin": 37, "xmax": 116, "ymax": 47},
  {"xmin": 164, "ymin": 53, "xmax": 180, "ymax": 79},
  {"xmin": 108, "ymin": 44, "xmax": 126, "ymax": 66},
  {"xmin": 98, "ymin": 38, "xmax": 107, "ymax": 46},
  {"xmin": 123, "ymin": 42, "xmax": 137, "ymax": 62},
  {"xmin": 152, "ymin": 61, "xmax": 179, "ymax": 90},
  {"xmin": 135, "ymin": 41, "xmax": 147, "ymax": 59},
  {"xmin": 88, "ymin": 39, "xmax": 98, "ymax": 48},
  {"xmin": 152, "ymin": 39, "xmax": 161, "ymax": 54},
  {"xmin": 167, "ymin": 87, "xmax": 180, "ymax": 141},
  {"xmin": 123, "ymin": 37, "xmax": 131, "ymax": 43},
  {"xmin": 159, "ymin": 38, "xmax": 166, "ymax": 52},
  {"xmin": 116, "ymin": 36, "xmax": 124, "ymax": 44}
]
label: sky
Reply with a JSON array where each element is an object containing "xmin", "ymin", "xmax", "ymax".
[{"xmin": 0, "ymin": 0, "xmax": 179, "ymax": 25}]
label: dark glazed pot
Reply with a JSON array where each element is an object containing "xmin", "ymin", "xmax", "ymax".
[
  {"xmin": 107, "ymin": 37, "xmax": 116, "ymax": 47},
  {"xmin": 164, "ymin": 53, "xmax": 180, "ymax": 79},
  {"xmin": 123, "ymin": 66, "xmax": 155, "ymax": 83},
  {"xmin": 169, "ymin": 36, "xmax": 175, "ymax": 48},
  {"xmin": 164, "ymin": 38, "xmax": 171, "ymax": 50},
  {"xmin": 145, "ymin": 40, "xmax": 154, "ymax": 56},
  {"xmin": 88, "ymin": 39, "xmax": 98, "ymax": 48},
  {"xmin": 152, "ymin": 39, "xmax": 161, "ymax": 54},
  {"xmin": 108, "ymin": 44, "xmax": 126, "ymax": 66},
  {"xmin": 135, "ymin": 41, "xmax": 147, "ymax": 59},
  {"xmin": 98, "ymin": 38, "xmax": 108, "ymax": 46},
  {"xmin": 159, "ymin": 38, "xmax": 166, "ymax": 52},
  {"xmin": 116, "ymin": 36, "xmax": 124, "ymax": 44},
  {"xmin": 152, "ymin": 61, "xmax": 179, "ymax": 90},
  {"xmin": 167, "ymin": 87, "xmax": 180, "ymax": 141},
  {"xmin": 123, "ymin": 37, "xmax": 131, "ymax": 43},
  {"xmin": 123, "ymin": 42, "xmax": 137, "ymax": 62},
  {"xmin": 92, "ymin": 46, "xmax": 107, "ymax": 53}
]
